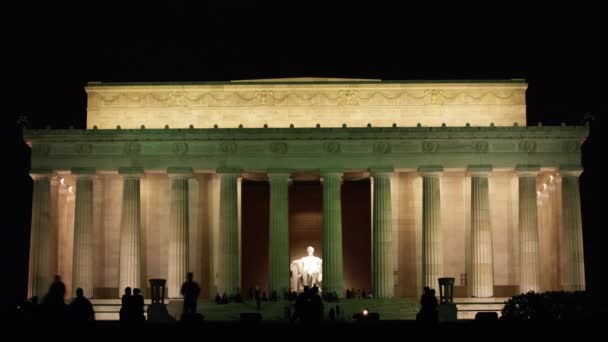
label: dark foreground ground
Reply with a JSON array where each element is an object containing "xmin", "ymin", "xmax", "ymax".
[{"xmin": 7, "ymin": 319, "xmax": 604, "ymax": 342}]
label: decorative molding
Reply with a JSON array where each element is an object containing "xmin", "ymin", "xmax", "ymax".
[
  {"xmin": 123, "ymin": 142, "xmax": 141, "ymax": 155},
  {"xmin": 75, "ymin": 143, "xmax": 93, "ymax": 155},
  {"xmin": 269, "ymin": 142, "xmax": 288, "ymax": 154},
  {"xmin": 472, "ymin": 141, "xmax": 489, "ymax": 153},
  {"xmin": 323, "ymin": 142, "xmax": 341, "ymax": 153},
  {"xmin": 219, "ymin": 142, "xmax": 237, "ymax": 154},
  {"xmin": 171, "ymin": 142, "xmax": 189, "ymax": 155},
  {"xmin": 562, "ymin": 140, "xmax": 579, "ymax": 153},
  {"xmin": 32, "ymin": 143, "xmax": 51, "ymax": 156},
  {"xmin": 87, "ymin": 88, "xmax": 526, "ymax": 108},
  {"xmin": 422, "ymin": 141, "xmax": 439, "ymax": 153},
  {"xmin": 518, "ymin": 140, "xmax": 537, "ymax": 153},
  {"xmin": 372, "ymin": 142, "xmax": 391, "ymax": 154}
]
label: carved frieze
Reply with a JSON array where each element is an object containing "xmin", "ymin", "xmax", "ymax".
[
  {"xmin": 172, "ymin": 142, "xmax": 188, "ymax": 155},
  {"xmin": 519, "ymin": 140, "xmax": 537, "ymax": 153},
  {"xmin": 123, "ymin": 142, "xmax": 141, "ymax": 155},
  {"xmin": 323, "ymin": 142, "xmax": 341, "ymax": 153},
  {"xmin": 562, "ymin": 140, "xmax": 579, "ymax": 153},
  {"xmin": 372, "ymin": 142, "xmax": 391, "ymax": 154},
  {"xmin": 422, "ymin": 141, "xmax": 439, "ymax": 153},
  {"xmin": 75, "ymin": 143, "xmax": 93, "ymax": 155},
  {"xmin": 32, "ymin": 143, "xmax": 51, "ymax": 156},
  {"xmin": 269, "ymin": 142, "xmax": 288, "ymax": 154},
  {"xmin": 219, "ymin": 142, "xmax": 237, "ymax": 154},
  {"xmin": 88, "ymin": 88, "xmax": 526, "ymax": 108},
  {"xmin": 472, "ymin": 141, "xmax": 489, "ymax": 153}
]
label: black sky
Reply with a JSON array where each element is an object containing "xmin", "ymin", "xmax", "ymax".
[{"xmin": 7, "ymin": 1, "xmax": 604, "ymax": 308}]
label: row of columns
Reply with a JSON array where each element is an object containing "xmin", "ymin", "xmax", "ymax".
[{"xmin": 29, "ymin": 165, "xmax": 586, "ymax": 299}]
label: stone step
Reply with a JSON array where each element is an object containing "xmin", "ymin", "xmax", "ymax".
[{"xmin": 455, "ymin": 303, "xmax": 504, "ymax": 311}]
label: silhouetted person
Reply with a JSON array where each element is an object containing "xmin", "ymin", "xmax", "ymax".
[
  {"xmin": 221, "ymin": 292, "xmax": 228, "ymax": 304},
  {"xmin": 132, "ymin": 288, "xmax": 145, "ymax": 322},
  {"xmin": 215, "ymin": 293, "xmax": 221, "ymax": 304},
  {"xmin": 248, "ymin": 287, "xmax": 254, "ymax": 300},
  {"xmin": 417, "ymin": 287, "xmax": 438, "ymax": 322},
  {"xmin": 120, "ymin": 287, "xmax": 132, "ymax": 322},
  {"xmin": 262, "ymin": 291, "xmax": 268, "ymax": 301},
  {"xmin": 255, "ymin": 286, "xmax": 261, "ymax": 310},
  {"xmin": 41, "ymin": 275, "xmax": 67, "ymax": 320},
  {"xmin": 69, "ymin": 288, "xmax": 95, "ymax": 323},
  {"xmin": 328, "ymin": 307, "xmax": 336, "ymax": 321},
  {"xmin": 180, "ymin": 272, "xmax": 201, "ymax": 315}
]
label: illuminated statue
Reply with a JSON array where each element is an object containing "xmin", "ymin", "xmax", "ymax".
[{"xmin": 290, "ymin": 246, "xmax": 323, "ymax": 292}]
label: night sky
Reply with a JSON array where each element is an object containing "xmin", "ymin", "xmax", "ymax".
[{"xmin": 7, "ymin": 1, "xmax": 603, "ymax": 308}]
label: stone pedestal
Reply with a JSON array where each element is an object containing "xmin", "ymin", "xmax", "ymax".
[
  {"xmin": 420, "ymin": 166, "xmax": 443, "ymax": 290},
  {"xmin": 29, "ymin": 171, "xmax": 53, "ymax": 298},
  {"xmin": 71, "ymin": 169, "xmax": 95, "ymax": 298},
  {"xmin": 268, "ymin": 172, "xmax": 290, "ymax": 297},
  {"xmin": 371, "ymin": 170, "xmax": 393, "ymax": 298},
  {"xmin": 167, "ymin": 168, "xmax": 191, "ymax": 298},
  {"xmin": 118, "ymin": 168, "xmax": 143, "ymax": 296},
  {"xmin": 561, "ymin": 167, "xmax": 585, "ymax": 291},
  {"xmin": 517, "ymin": 166, "xmax": 541, "ymax": 293},
  {"xmin": 322, "ymin": 172, "xmax": 344, "ymax": 296},
  {"xmin": 468, "ymin": 166, "xmax": 494, "ymax": 297}
]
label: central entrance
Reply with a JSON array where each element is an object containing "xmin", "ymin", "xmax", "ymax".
[{"xmin": 241, "ymin": 178, "xmax": 371, "ymax": 295}]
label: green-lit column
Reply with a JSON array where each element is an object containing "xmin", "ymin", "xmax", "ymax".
[
  {"xmin": 219, "ymin": 171, "xmax": 240, "ymax": 297},
  {"xmin": 118, "ymin": 168, "xmax": 143, "ymax": 297},
  {"xmin": 167, "ymin": 167, "xmax": 191, "ymax": 298},
  {"xmin": 560, "ymin": 166, "xmax": 585, "ymax": 291},
  {"xmin": 29, "ymin": 170, "xmax": 53, "ymax": 298},
  {"xmin": 420, "ymin": 166, "xmax": 443, "ymax": 290},
  {"xmin": 516, "ymin": 165, "xmax": 541, "ymax": 293},
  {"xmin": 371, "ymin": 170, "xmax": 393, "ymax": 298},
  {"xmin": 322, "ymin": 172, "xmax": 343, "ymax": 297},
  {"xmin": 468, "ymin": 165, "xmax": 494, "ymax": 297},
  {"xmin": 71, "ymin": 168, "xmax": 95, "ymax": 298},
  {"xmin": 268, "ymin": 171, "xmax": 290, "ymax": 297}
]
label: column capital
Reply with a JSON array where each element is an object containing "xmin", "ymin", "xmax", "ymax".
[
  {"xmin": 559, "ymin": 164, "xmax": 583, "ymax": 177},
  {"xmin": 515, "ymin": 164, "xmax": 540, "ymax": 177},
  {"xmin": 418, "ymin": 165, "xmax": 443, "ymax": 176},
  {"xmin": 370, "ymin": 167, "xmax": 394, "ymax": 176},
  {"xmin": 266, "ymin": 168, "xmax": 292, "ymax": 175},
  {"xmin": 167, "ymin": 167, "xmax": 193, "ymax": 177},
  {"xmin": 118, "ymin": 167, "xmax": 144, "ymax": 177},
  {"xmin": 467, "ymin": 164, "xmax": 492, "ymax": 177},
  {"xmin": 71, "ymin": 168, "xmax": 96, "ymax": 178},
  {"xmin": 216, "ymin": 168, "xmax": 241, "ymax": 175},
  {"xmin": 320, "ymin": 171, "xmax": 343, "ymax": 183},
  {"xmin": 29, "ymin": 169, "xmax": 53, "ymax": 180}
]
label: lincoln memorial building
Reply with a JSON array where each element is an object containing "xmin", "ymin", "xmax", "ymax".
[{"xmin": 23, "ymin": 78, "xmax": 587, "ymax": 300}]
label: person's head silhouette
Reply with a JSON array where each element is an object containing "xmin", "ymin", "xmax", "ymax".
[
  {"xmin": 133, "ymin": 288, "xmax": 141, "ymax": 296},
  {"xmin": 124, "ymin": 287, "xmax": 132, "ymax": 296},
  {"xmin": 187, "ymin": 272, "xmax": 194, "ymax": 281},
  {"xmin": 76, "ymin": 288, "xmax": 84, "ymax": 298}
]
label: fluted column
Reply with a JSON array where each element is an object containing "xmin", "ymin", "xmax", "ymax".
[
  {"xmin": 118, "ymin": 168, "xmax": 143, "ymax": 296},
  {"xmin": 71, "ymin": 168, "xmax": 95, "ymax": 298},
  {"xmin": 219, "ymin": 170, "xmax": 240, "ymax": 296},
  {"xmin": 419, "ymin": 166, "xmax": 443, "ymax": 290},
  {"xmin": 517, "ymin": 166, "xmax": 541, "ymax": 293},
  {"xmin": 322, "ymin": 172, "xmax": 343, "ymax": 296},
  {"xmin": 167, "ymin": 167, "xmax": 191, "ymax": 298},
  {"xmin": 468, "ymin": 165, "xmax": 494, "ymax": 297},
  {"xmin": 371, "ymin": 170, "xmax": 393, "ymax": 298},
  {"xmin": 29, "ymin": 171, "xmax": 53, "ymax": 298},
  {"xmin": 560, "ymin": 166, "xmax": 585, "ymax": 291},
  {"xmin": 268, "ymin": 171, "xmax": 290, "ymax": 296}
]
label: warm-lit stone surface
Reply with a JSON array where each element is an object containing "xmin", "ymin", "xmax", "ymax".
[{"xmin": 86, "ymin": 79, "xmax": 527, "ymax": 129}]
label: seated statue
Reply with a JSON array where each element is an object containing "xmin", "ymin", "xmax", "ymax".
[{"xmin": 290, "ymin": 246, "xmax": 322, "ymax": 293}]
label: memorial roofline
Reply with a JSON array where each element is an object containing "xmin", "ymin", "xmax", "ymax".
[{"xmin": 87, "ymin": 79, "xmax": 527, "ymax": 87}]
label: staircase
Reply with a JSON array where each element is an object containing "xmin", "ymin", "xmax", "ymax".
[{"xmin": 454, "ymin": 297, "xmax": 507, "ymax": 320}]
